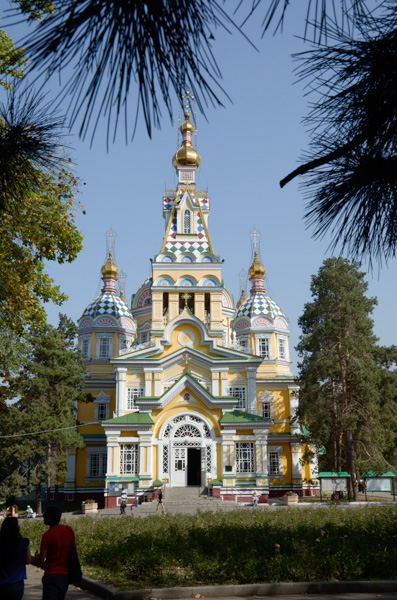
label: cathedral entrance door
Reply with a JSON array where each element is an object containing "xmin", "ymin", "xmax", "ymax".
[
  {"xmin": 173, "ymin": 447, "xmax": 187, "ymax": 487},
  {"xmin": 187, "ymin": 448, "xmax": 201, "ymax": 486}
]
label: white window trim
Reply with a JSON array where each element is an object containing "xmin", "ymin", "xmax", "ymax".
[
  {"xmin": 80, "ymin": 335, "xmax": 90, "ymax": 359},
  {"xmin": 255, "ymin": 335, "xmax": 272, "ymax": 359},
  {"xmin": 268, "ymin": 446, "xmax": 283, "ymax": 477},
  {"xmin": 94, "ymin": 391, "xmax": 111, "ymax": 421},
  {"xmin": 228, "ymin": 386, "xmax": 247, "ymax": 410},
  {"xmin": 119, "ymin": 443, "xmax": 139, "ymax": 475},
  {"xmin": 277, "ymin": 335, "xmax": 288, "ymax": 361},
  {"xmin": 126, "ymin": 387, "xmax": 144, "ymax": 410},
  {"xmin": 85, "ymin": 448, "xmax": 107, "ymax": 479},
  {"xmin": 258, "ymin": 390, "xmax": 275, "ymax": 419},
  {"xmin": 182, "ymin": 208, "xmax": 192, "ymax": 234},
  {"xmin": 95, "ymin": 333, "xmax": 113, "ymax": 359},
  {"xmin": 235, "ymin": 441, "xmax": 255, "ymax": 473}
]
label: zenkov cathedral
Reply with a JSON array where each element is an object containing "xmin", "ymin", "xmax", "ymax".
[{"xmin": 64, "ymin": 107, "xmax": 318, "ymax": 506}]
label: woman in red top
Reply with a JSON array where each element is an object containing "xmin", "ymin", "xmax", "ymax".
[{"xmin": 36, "ymin": 505, "xmax": 76, "ymax": 600}]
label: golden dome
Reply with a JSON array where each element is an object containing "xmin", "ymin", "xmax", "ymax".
[
  {"xmin": 101, "ymin": 250, "xmax": 118, "ymax": 279},
  {"xmin": 236, "ymin": 288, "xmax": 247, "ymax": 310},
  {"xmin": 248, "ymin": 251, "xmax": 265, "ymax": 278},
  {"xmin": 172, "ymin": 111, "xmax": 201, "ymax": 169}
]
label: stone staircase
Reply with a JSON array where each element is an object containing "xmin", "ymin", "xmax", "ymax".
[{"xmin": 162, "ymin": 486, "xmax": 213, "ymax": 505}]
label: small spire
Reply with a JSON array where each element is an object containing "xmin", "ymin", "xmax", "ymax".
[{"xmin": 236, "ymin": 288, "xmax": 247, "ymax": 309}]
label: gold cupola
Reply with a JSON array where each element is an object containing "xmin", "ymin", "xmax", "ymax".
[
  {"xmin": 248, "ymin": 251, "xmax": 265, "ymax": 278},
  {"xmin": 236, "ymin": 288, "xmax": 247, "ymax": 310},
  {"xmin": 172, "ymin": 111, "xmax": 201, "ymax": 169},
  {"xmin": 101, "ymin": 250, "xmax": 118, "ymax": 280}
]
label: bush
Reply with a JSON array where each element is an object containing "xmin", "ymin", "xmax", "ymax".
[{"xmin": 20, "ymin": 506, "xmax": 397, "ymax": 590}]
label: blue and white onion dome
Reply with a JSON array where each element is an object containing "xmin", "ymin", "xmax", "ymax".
[
  {"xmin": 235, "ymin": 251, "xmax": 286, "ymax": 323},
  {"xmin": 78, "ymin": 251, "xmax": 135, "ymax": 334}
]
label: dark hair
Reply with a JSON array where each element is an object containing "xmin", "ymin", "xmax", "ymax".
[
  {"xmin": 44, "ymin": 505, "xmax": 62, "ymax": 523},
  {"xmin": 0, "ymin": 517, "xmax": 21, "ymax": 548}
]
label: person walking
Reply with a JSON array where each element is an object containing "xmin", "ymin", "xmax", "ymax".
[
  {"xmin": 0, "ymin": 517, "xmax": 31, "ymax": 600},
  {"xmin": 120, "ymin": 488, "xmax": 127, "ymax": 514},
  {"xmin": 155, "ymin": 487, "xmax": 166, "ymax": 515},
  {"xmin": 33, "ymin": 505, "xmax": 77, "ymax": 600}
]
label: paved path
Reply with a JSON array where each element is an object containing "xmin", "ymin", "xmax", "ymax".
[{"xmin": 24, "ymin": 565, "xmax": 103, "ymax": 599}]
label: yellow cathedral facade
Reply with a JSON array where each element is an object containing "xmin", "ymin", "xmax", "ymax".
[{"xmin": 65, "ymin": 109, "xmax": 318, "ymax": 506}]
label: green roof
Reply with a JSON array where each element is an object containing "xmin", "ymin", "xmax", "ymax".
[
  {"xmin": 318, "ymin": 472, "xmax": 350, "ymax": 478},
  {"xmin": 221, "ymin": 410, "xmax": 272, "ymax": 424},
  {"xmin": 210, "ymin": 479, "xmax": 223, "ymax": 485},
  {"xmin": 362, "ymin": 471, "xmax": 395, "ymax": 478},
  {"xmin": 102, "ymin": 412, "xmax": 154, "ymax": 425},
  {"xmin": 152, "ymin": 480, "xmax": 163, "ymax": 486}
]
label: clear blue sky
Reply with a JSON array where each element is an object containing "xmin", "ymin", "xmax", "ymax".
[{"xmin": 2, "ymin": 1, "xmax": 396, "ymax": 370}]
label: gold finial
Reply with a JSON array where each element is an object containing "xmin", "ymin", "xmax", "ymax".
[
  {"xmin": 172, "ymin": 92, "xmax": 201, "ymax": 170},
  {"xmin": 101, "ymin": 250, "xmax": 118, "ymax": 279},
  {"xmin": 248, "ymin": 251, "xmax": 265, "ymax": 278}
]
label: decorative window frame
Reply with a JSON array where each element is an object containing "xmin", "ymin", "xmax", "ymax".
[
  {"xmin": 267, "ymin": 445, "xmax": 283, "ymax": 477},
  {"xmin": 85, "ymin": 447, "xmax": 107, "ymax": 479},
  {"xmin": 94, "ymin": 391, "xmax": 110, "ymax": 421},
  {"xmin": 258, "ymin": 390, "xmax": 275, "ymax": 419},
  {"xmin": 95, "ymin": 333, "xmax": 113, "ymax": 358},
  {"xmin": 277, "ymin": 335, "xmax": 288, "ymax": 361},
  {"xmin": 119, "ymin": 443, "xmax": 139, "ymax": 475},
  {"xmin": 235, "ymin": 442, "xmax": 255, "ymax": 473},
  {"xmin": 80, "ymin": 335, "xmax": 90, "ymax": 359},
  {"xmin": 182, "ymin": 209, "xmax": 192, "ymax": 234},
  {"xmin": 228, "ymin": 386, "xmax": 247, "ymax": 410},
  {"xmin": 255, "ymin": 334, "xmax": 272, "ymax": 359},
  {"xmin": 126, "ymin": 387, "xmax": 144, "ymax": 410}
]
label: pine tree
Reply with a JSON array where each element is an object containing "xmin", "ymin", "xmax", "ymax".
[
  {"xmin": 297, "ymin": 258, "xmax": 397, "ymax": 500},
  {"xmin": 0, "ymin": 315, "xmax": 90, "ymax": 513}
]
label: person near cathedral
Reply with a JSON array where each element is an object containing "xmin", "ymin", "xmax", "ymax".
[
  {"xmin": 33, "ymin": 505, "xmax": 76, "ymax": 600},
  {"xmin": 250, "ymin": 491, "xmax": 259, "ymax": 506},
  {"xmin": 120, "ymin": 488, "xmax": 127, "ymax": 515},
  {"xmin": 155, "ymin": 487, "xmax": 166, "ymax": 515}
]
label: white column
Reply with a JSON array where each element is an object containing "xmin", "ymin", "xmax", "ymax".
[
  {"xmin": 211, "ymin": 371, "xmax": 219, "ymax": 396},
  {"xmin": 115, "ymin": 368, "xmax": 127, "ymax": 417},
  {"xmin": 144, "ymin": 370, "xmax": 152, "ymax": 396},
  {"xmin": 291, "ymin": 443, "xmax": 302, "ymax": 484},
  {"xmin": 138, "ymin": 431, "xmax": 154, "ymax": 482},
  {"xmin": 247, "ymin": 368, "xmax": 257, "ymax": 414},
  {"xmin": 289, "ymin": 387, "xmax": 300, "ymax": 434},
  {"xmin": 153, "ymin": 369, "xmax": 162, "ymax": 396},
  {"xmin": 220, "ymin": 370, "xmax": 228, "ymax": 396},
  {"xmin": 105, "ymin": 431, "xmax": 120, "ymax": 476}
]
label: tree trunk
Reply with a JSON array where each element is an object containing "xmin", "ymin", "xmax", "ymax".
[
  {"xmin": 34, "ymin": 455, "xmax": 42, "ymax": 515},
  {"xmin": 345, "ymin": 430, "xmax": 358, "ymax": 501},
  {"xmin": 331, "ymin": 378, "xmax": 341, "ymax": 471},
  {"xmin": 46, "ymin": 441, "xmax": 51, "ymax": 502}
]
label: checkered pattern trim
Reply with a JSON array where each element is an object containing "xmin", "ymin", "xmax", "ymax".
[
  {"xmin": 164, "ymin": 240, "xmax": 210, "ymax": 259},
  {"xmin": 82, "ymin": 292, "xmax": 132, "ymax": 319},
  {"xmin": 236, "ymin": 292, "xmax": 285, "ymax": 320}
]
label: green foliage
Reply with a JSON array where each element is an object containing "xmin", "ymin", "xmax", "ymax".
[
  {"xmin": 0, "ymin": 29, "xmax": 26, "ymax": 89},
  {"xmin": 14, "ymin": 0, "xmax": 54, "ymax": 20},
  {"xmin": 20, "ymin": 507, "xmax": 397, "ymax": 589},
  {"xmin": 0, "ymin": 316, "xmax": 89, "ymax": 506},
  {"xmin": 297, "ymin": 258, "xmax": 397, "ymax": 488}
]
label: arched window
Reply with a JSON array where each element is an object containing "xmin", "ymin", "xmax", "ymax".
[{"xmin": 183, "ymin": 209, "xmax": 191, "ymax": 233}]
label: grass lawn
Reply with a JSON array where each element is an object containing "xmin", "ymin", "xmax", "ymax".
[{"xmin": 21, "ymin": 506, "xmax": 397, "ymax": 591}]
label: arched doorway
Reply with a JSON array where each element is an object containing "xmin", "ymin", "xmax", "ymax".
[{"xmin": 159, "ymin": 413, "xmax": 214, "ymax": 487}]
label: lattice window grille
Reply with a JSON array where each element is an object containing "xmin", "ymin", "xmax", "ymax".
[
  {"xmin": 183, "ymin": 209, "xmax": 191, "ymax": 233},
  {"xmin": 235, "ymin": 442, "xmax": 255, "ymax": 473},
  {"xmin": 228, "ymin": 386, "xmax": 247, "ymax": 410},
  {"xmin": 173, "ymin": 415, "xmax": 186, "ymax": 424},
  {"xmin": 90, "ymin": 454, "xmax": 100, "ymax": 477},
  {"xmin": 262, "ymin": 403, "xmax": 271, "ymax": 418},
  {"xmin": 190, "ymin": 416, "xmax": 201, "ymax": 423},
  {"xmin": 173, "ymin": 441, "xmax": 202, "ymax": 447},
  {"xmin": 97, "ymin": 403, "xmax": 107, "ymax": 421},
  {"xmin": 120, "ymin": 444, "xmax": 138, "ymax": 475},
  {"xmin": 127, "ymin": 387, "xmax": 144, "ymax": 410},
  {"xmin": 268, "ymin": 451, "xmax": 280, "ymax": 475},
  {"xmin": 164, "ymin": 425, "xmax": 172, "ymax": 438},
  {"xmin": 259, "ymin": 338, "xmax": 270, "ymax": 359},
  {"xmin": 206, "ymin": 446, "xmax": 212, "ymax": 473},
  {"xmin": 99, "ymin": 337, "xmax": 110, "ymax": 358},
  {"xmin": 174, "ymin": 448, "xmax": 186, "ymax": 470},
  {"xmin": 174, "ymin": 424, "xmax": 201, "ymax": 438},
  {"xmin": 162, "ymin": 445, "xmax": 169, "ymax": 474}
]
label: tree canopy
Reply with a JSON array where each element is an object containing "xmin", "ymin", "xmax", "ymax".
[
  {"xmin": 297, "ymin": 257, "xmax": 397, "ymax": 499},
  {"xmin": 0, "ymin": 315, "xmax": 89, "ymax": 512}
]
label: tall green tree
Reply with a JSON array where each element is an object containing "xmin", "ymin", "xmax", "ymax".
[
  {"xmin": 297, "ymin": 258, "xmax": 397, "ymax": 500},
  {"xmin": 0, "ymin": 315, "xmax": 90, "ymax": 513}
]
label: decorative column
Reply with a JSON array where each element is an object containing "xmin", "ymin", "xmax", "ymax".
[
  {"xmin": 115, "ymin": 368, "xmax": 127, "ymax": 416},
  {"xmin": 144, "ymin": 369, "xmax": 152, "ymax": 396},
  {"xmin": 153, "ymin": 369, "xmax": 162, "ymax": 396},
  {"xmin": 138, "ymin": 431, "xmax": 154, "ymax": 487},
  {"xmin": 291, "ymin": 443, "xmax": 303, "ymax": 489},
  {"xmin": 220, "ymin": 370, "xmax": 228, "ymax": 396},
  {"xmin": 195, "ymin": 293, "xmax": 205, "ymax": 321},
  {"xmin": 247, "ymin": 368, "xmax": 257, "ymax": 414},
  {"xmin": 169, "ymin": 293, "xmax": 179, "ymax": 320},
  {"xmin": 254, "ymin": 430, "xmax": 269, "ymax": 502},
  {"xmin": 289, "ymin": 387, "xmax": 300, "ymax": 434},
  {"xmin": 105, "ymin": 431, "xmax": 120, "ymax": 476},
  {"xmin": 211, "ymin": 370, "xmax": 220, "ymax": 396},
  {"xmin": 221, "ymin": 430, "xmax": 235, "ymax": 485}
]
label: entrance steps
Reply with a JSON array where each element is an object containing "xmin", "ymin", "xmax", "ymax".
[{"xmin": 162, "ymin": 486, "xmax": 213, "ymax": 505}]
